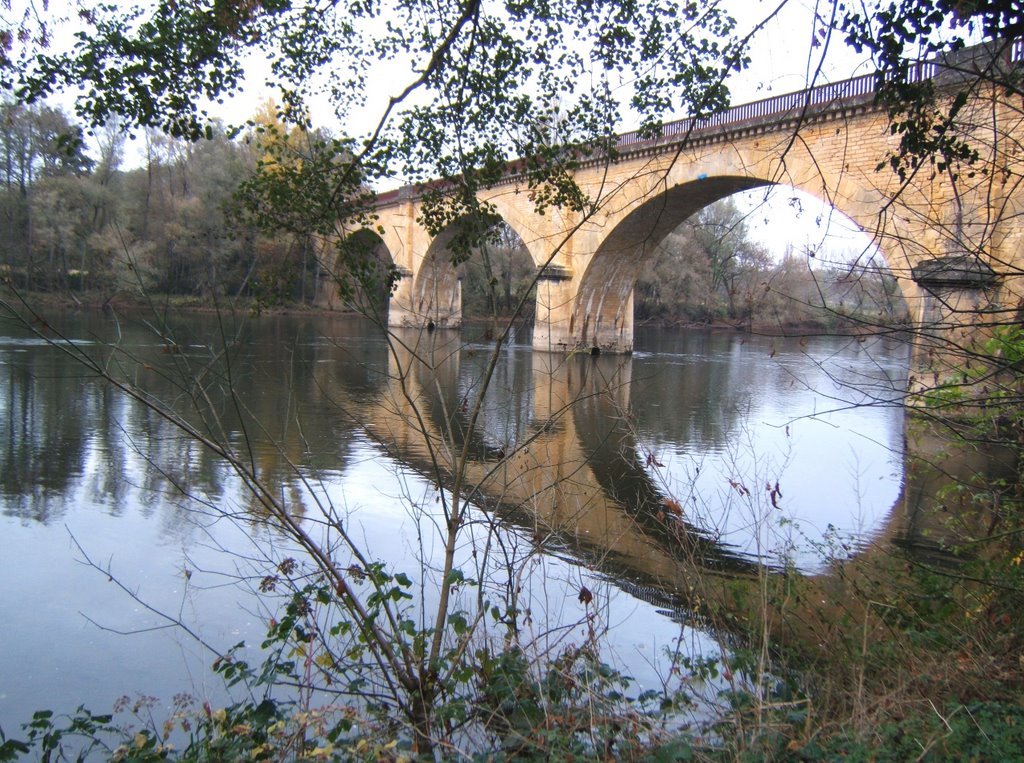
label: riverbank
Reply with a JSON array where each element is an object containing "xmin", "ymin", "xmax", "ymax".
[
  {"xmin": 8, "ymin": 288, "xmax": 908, "ymax": 339},
  {"xmin": 4, "ymin": 288, "xmax": 318, "ymax": 315}
]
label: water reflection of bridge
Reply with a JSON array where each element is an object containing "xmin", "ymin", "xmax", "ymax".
[
  {"xmin": 316, "ymin": 326, "xmax": 996, "ymax": 641},
  {"xmin": 377, "ymin": 330, "xmax": 758, "ymax": 605},
  {"xmin": 3, "ymin": 312, "xmax": 1010, "ymax": 652}
]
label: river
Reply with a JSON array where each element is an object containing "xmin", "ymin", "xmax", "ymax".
[{"xmin": 0, "ymin": 310, "xmax": 910, "ymax": 738}]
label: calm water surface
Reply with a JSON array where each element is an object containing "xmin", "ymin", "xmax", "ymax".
[{"xmin": 0, "ymin": 311, "xmax": 909, "ymax": 736}]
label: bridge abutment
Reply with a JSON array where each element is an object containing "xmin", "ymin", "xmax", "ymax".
[{"xmin": 907, "ymin": 254, "xmax": 1004, "ymax": 410}]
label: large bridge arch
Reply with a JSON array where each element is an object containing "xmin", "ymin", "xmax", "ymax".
[
  {"xmin": 570, "ymin": 176, "xmax": 768, "ymax": 352},
  {"xmin": 568, "ymin": 173, "xmax": 921, "ymax": 352},
  {"xmin": 408, "ymin": 226, "xmax": 465, "ymax": 328}
]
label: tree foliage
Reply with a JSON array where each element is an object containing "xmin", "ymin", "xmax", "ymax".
[
  {"xmin": 459, "ymin": 221, "xmax": 536, "ymax": 321},
  {"xmin": 11, "ymin": 0, "xmax": 750, "ymax": 254},
  {"xmin": 0, "ymin": 96, "xmax": 336, "ymax": 302},
  {"xmin": 0, "ymin": 98, "xmax": 92, "ymax": 288}
]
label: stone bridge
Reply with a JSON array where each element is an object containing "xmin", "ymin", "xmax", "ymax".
[{"xmin": 325, "ymin": 41, "xmax": 1024, "ymax": 382}]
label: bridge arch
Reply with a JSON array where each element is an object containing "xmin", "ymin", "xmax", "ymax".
[
  {"xmin": 389, "ymin": 209, "xmax": 541, "ymax": 329},
  {"xmin": 409, "ymin": 226, "xmax": 465, "ymax": 328},
  {"xmin": 570, "ymin": 174, "xmax": 916, "ymax": 352},
  {"xmin": 572, "ymin": 176, "xmax": 767, "ymax": 351},
  {"xmin": 316, "ymin": 228, "xmax": 396, "ymax": 315},
  {"xmin": 483, "ymin": 191, "xmax": 574, "ymax": 272}
]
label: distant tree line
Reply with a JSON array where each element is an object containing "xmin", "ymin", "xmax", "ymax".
[{"xmin": 1, "ymin": 97, "xmax": 328, "ymax": 306}]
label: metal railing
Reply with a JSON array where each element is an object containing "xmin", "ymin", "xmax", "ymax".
[
  {"xmin": 615, "ymin": 38, "xmax": 1021, "ymax": 151},
  {"xmin": 616, "ymin": 73, "xmax": 871, "ymax": 149}
]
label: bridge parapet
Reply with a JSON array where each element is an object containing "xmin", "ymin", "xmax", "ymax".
[{"xmin": 617, "ymin": 39, "xmax": 1022, "ymax": 155}]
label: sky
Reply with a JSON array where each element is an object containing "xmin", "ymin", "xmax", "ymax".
[{"xmin": 700, "ymin": 1, "xmax": 878, "ymax": 263}]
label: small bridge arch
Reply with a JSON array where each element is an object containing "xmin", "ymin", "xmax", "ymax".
[
  {"xmin": 388, "ymin": 208, "xmax": 544, "ymax": 329},
  {"xmin": 316, "ymin": 227, "xmax": 397, "ymax": 315}
]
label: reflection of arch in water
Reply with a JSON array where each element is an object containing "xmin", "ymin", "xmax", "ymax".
[
  {"xmin": 331, "ymin": 332, "xmax": 1018, "ymax": 645},
  {"xmin": 400, "ymin": 329, "xmax": 538, "ymax": 463},
  {"xmin": 568, "ymin": 354, "xmax": 755, "ymax": 572},
  {"xmin": 351, "ymin": 337, "xmax": 772, "ymax": 626}
]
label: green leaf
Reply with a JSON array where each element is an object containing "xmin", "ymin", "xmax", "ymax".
[{"xmin": 449, "ymin": 612, "xmax": 469, "ymax": 635}]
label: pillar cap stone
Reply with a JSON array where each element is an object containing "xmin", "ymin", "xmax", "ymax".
[
  {"xmin": 911, "ymin": 255, "xmax": 998, "ymax": 289},
  {"xmin": 537, "ymin": 264, "xmax": 573, "ymax": 282}
]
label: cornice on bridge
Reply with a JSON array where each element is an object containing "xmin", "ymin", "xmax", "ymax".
[{"xmin": 536, "ymin": 264, "xmax": 573, "ymax": 282}]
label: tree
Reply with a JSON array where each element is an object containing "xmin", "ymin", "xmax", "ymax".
[
  {"xmin": 237, "ymin": 99, "xmax": 350, "ymax": 305},
  {"xmin": 0, "ymin": 98, "xmax": 91, "ymax": 287},
  {"xmin": 460, "ymin": 221, "xmax": 536, "ymax": 321},
  {"xmin": 0, "ymin": 99, "xmax": 89, "ymax": 189},
  {"xmin": 636, "ymin": 198, "xmax": 773, "ymax": 323},
  {"xmin": 691, "ymin": 198, "xmax": 772, "ymax": 321},
  {"xmin": 14, "ymin": 0, "xmax": 746, "ymax": 255},
  {"xmin": 635, "ymin": 221, "xmax": 715, "ymax": 322}
]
